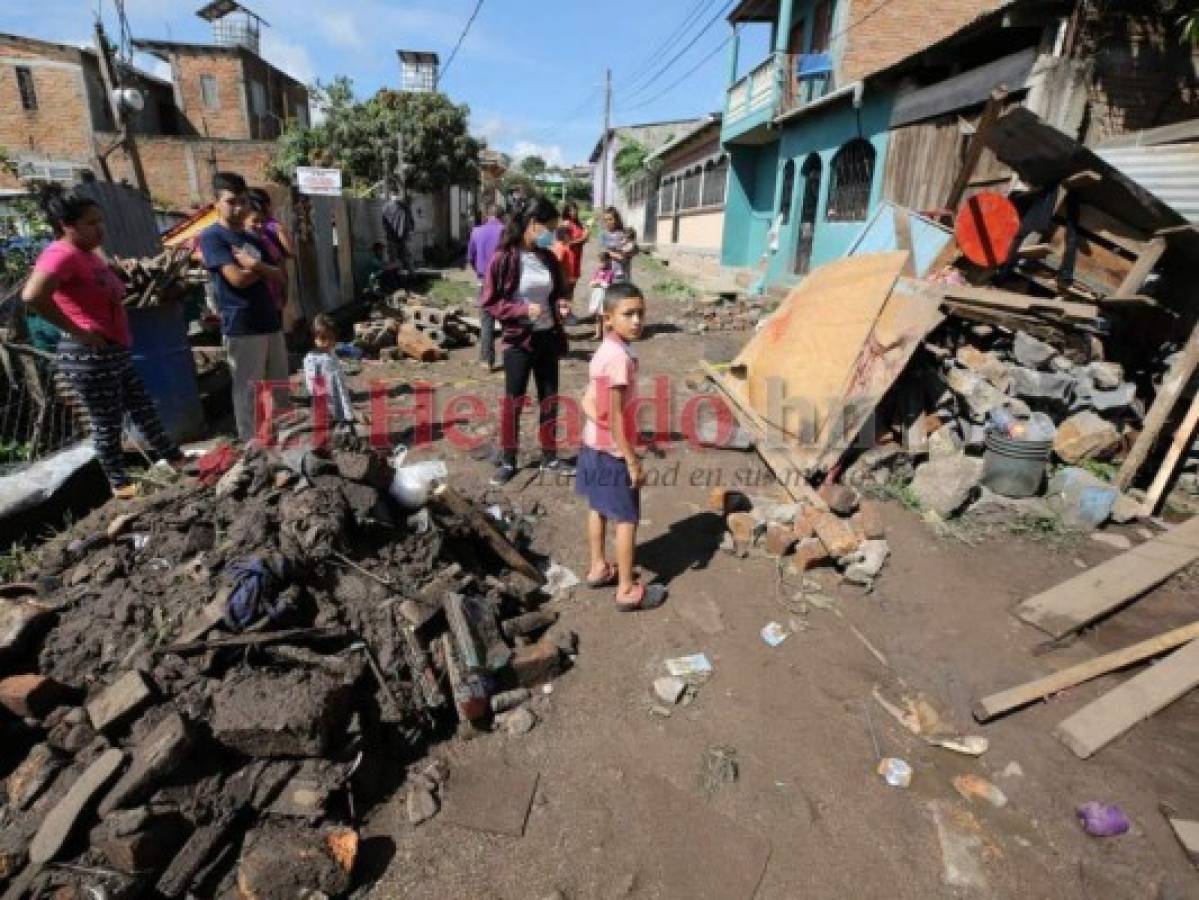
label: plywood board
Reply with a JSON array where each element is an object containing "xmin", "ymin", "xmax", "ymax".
[
  {"xmin": 1051, "ymin": 638, "xmax": 1199, "ymax": 758},
  {"xmin": 1014, "ymin": 517, "xmax": 1199, "ymax": 638},
  {"xmin": 810, "ymin": 276, "xmax": 945, "ymax": 473},
  {"xmin": 733, "ymin": 252, "xmax": 909, "ymax": 469}
]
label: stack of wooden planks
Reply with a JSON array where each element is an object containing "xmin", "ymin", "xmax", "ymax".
[{"xmin": 113, "ymin": 247, "xmax": 195, "ymax": 309}]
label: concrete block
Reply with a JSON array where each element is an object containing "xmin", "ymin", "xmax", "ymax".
[{"xmin": 86, "ymin": 671, "xmax": 154, "ymax": 734}]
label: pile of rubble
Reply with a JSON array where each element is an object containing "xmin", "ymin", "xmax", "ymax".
[
  {"xmin": 112, "ymin": 248, "xmax": 201, "ymax": 310},
  {"xmin": 353, "ymin": 305, "xmax": 480, "ymax": 363},
  {"xmin": 0, "ymin": 444, "xmax": 573, "ymax": 898},
  {"xmin": 681, "ymin": 295, "xmax": 765, "ymax": 334}
]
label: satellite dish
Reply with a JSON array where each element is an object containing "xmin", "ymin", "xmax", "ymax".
[{"xmin": 111, "ymin": 87, "xmax": 144, "ymax": 113}]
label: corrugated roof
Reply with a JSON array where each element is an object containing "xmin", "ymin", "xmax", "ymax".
[{"xmin": 1095, "ymin": 144, "xmax": 1199, "ymax": 224}]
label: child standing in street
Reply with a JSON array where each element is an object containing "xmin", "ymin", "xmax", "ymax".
[
  {"xmin": 303, "ymin": 314, "xmax": 354, "ymax": 431},
  {"xmin": 577, "ymin": 282, "xmax": 667, "ymax": 611},
  {"xmin": 551, "ymin": 225, "xmax": 577, "ymax": 325},
  {"xmin": 587, "ymin": 253, "xmax": 615, "ymax": 341}
]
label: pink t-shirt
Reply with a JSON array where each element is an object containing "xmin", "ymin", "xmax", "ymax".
[
  {"xmin": 583, "ymin": 335, "xmax": 638, "ymax": 455},
  {"xmin": 34, "ymin": 240, "xmax": 131, "ymax": 348}
]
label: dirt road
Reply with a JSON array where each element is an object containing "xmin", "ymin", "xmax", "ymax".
[{"xmin": 361, "ymin": 244, "xmax": 1199, "ymax": 899}]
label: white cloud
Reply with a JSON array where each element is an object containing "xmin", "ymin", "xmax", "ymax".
[
  {"xmin": 260, "ymin": 32, "xmax": 317, "ymax": 85},
  {"xmin": 323, "ymin": 12, "xmax": 365, "ymax": 50},
  {"xmin": 513, "ymin": 141, "xmax": 566, "ymax": 168}
]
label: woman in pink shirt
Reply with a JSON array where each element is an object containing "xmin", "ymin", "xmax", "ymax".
[{"xmin": 22, "ymin": 187, "xmax": 180, "ymax": 498}]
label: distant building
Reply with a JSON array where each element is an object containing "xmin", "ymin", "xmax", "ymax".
[
  {"xmin": 589, "ymin": 117, "xmax": 704, "ymax": 228},
  {"xmin": 0, "ymin": 2, "xmax": 309, "ymax": 210},
  {"xmin": 639, "ymin": 114, "xmax": 726, "ymax": 257},
  {"xmin": 398, "ymin": 51, "xmax": 439, "ymax": 94}
]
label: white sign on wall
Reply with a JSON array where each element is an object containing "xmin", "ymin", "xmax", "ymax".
[{"xmin": 296, "ymin": 167, "xmax": 343, "ymax": 197}]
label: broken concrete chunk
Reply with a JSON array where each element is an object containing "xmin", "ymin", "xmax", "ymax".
[
  {"xmin": 842, "ymin": 540, "xmax": 891, "ymax": 587},
  {"xmin": 211, "ymin": 670, "xmax": 352, "ymax": 758},
  {"xmin": 910, "ymin": 454, "xmax": 984, "ymax": 518},
  {"xmin": 6, "ymin": 743, "xmax": 65, "ymax": 810},
  {"xmin": 928, "ymin": 426, "xmax": 963, "ymax": 459},
  {"xmin": 1013, "ymin": 331, "xmax": 1056, "ymax": 369},
  {"xmin": 87, "ymin": 670, "xmax": 154, "ymax": 734},
  {"xmin": 29, "ymin": 748, "xmax": 126, "ymax": 865},
  {"xmin": 100, "ymin": 711, "xmax": 193, "ymax": 816},
  {"xmin": 490, "ymin": 688, "xmax": 531, "ymax": 714},
  {"xmin": 1088, "ymin": 382, "xmax": 1137, "ymax": 414},
  {"xmin": 812, "ymin": 511, "xmax": 860, "ymax": 558},
  {"xmin": 510, "ymin": 640, "xmax": 563, "ymax": 689},
  {"xmin": 653, "ymin": 676, "xmax": 687, "ymax": 705},
  {"xmin": 407, "ymin": 787, "xmax": 439, "ymax": 826},
  {"xmin": 1010, "ymin": 367, "xmax": 1076, "ymax": 404},
  {"xmin": 237, "ymin": 825, "xmax": 358, "ymax": 899},
  {"xmin": 1054, "ymin": 411, "xmax": 1121, "ymax": 464},
  {"xmin": 1086, "ymin": 361, "xmax": 1124, "ymax": 391}
]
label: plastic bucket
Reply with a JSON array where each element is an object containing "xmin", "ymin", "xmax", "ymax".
[
  {"xmin": 127, "ymin": 302, "xmax": 205, "ymax": 444},
  {"xmin": 982, "ymin": 430, "xmax": 1052, "ymax": 498}
]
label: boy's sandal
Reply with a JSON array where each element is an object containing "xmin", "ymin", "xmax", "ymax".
[
  {"xmin": 586, "ymin": 563, "xmax": 618, "ymax": 589},
  {"xmin": 616, "ymin": 582, "xmax": 668, "ymax": 612}
]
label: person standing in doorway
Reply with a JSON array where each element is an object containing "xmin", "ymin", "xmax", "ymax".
[
  {"xmin": 482, "ymin": 196, "xmax": 572, "ymax": 486},
  {"xmin": 382, "ymin": 191, "xmax": 416, "ymax": 279},
  {"xmin": 600, "ymin": 206, "xmax": 637, "ymax": 284},
  {"xmin": 199, "ymin": 172, "xmax": 288, "ymax": 443},
  {"xmin": 22, "ymin": 187, "xmax": 182, "ymax": 499},
  {"xmin": 466, "ymin": 203, "xmax": 504, "ymax": 371}
]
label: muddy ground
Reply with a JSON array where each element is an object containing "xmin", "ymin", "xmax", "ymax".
[{"xmin": 335, "ymin": 247, "xmax": 1199, "ymax": 899}]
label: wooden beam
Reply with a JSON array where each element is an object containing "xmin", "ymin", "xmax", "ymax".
[
  {"xmin": 1014, "ymin": 516, "xmax": 1199, "ymax": 639},
  {"xmin": 1062, "ymin": 169, "xmax": 1102, "ymax": 190},
  {"xmin": 701, "ymin": 362, "xmax": 828, "ymax": 510},
  {"xmin": 973, "ymin": 621, "xmax": 1199, "ymax": 722},
  {"xmin": 938, "ymin": 284, "xmax": 1100, "ymax": 324},
  {"xmin": 1165, "ymin": 816, "xmax": 1199, "ymax": 864},
  {"xmin": 1141, "ymin": 389, "xmax": 1199, "ymax": 517},
  {"xmin": 1115, "ymin": 236, "xmax": 1166, "ymax": 298},
  {"xmin": 431, "ymin": 485, "xmax": 546, "ymax": 585},
  {"xmin": 945, "ymin": 89, "xmax": 1007, "ymax": 215},
  {"xmin": 1052, "ymin": 637, "xmax": 1199, "ymax": 758},
  {"xmin": 1116, "ymin": 320, "xmax": 1199, "ymax": 491}
]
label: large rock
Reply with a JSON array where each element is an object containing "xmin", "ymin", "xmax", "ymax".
[
  {"xmin": 956, "ymin": 347, "xmax": 1012, "ymax": 390},
  {"xmin": 1013, "ymin": 332, "xmax": 1056, "ymax": 369},
  {"xmin": 211, "ymin": 670, "xmax": 352, "ymax": 758},
  {"xmin": 945, "ymin": 368, "xmax": 1012, "ymax": 421},
  {"xmin": 1010, "ymin": 367, "xmax": 1076, "ymax": 404},
  {"xmin": 1054, "ymin": 411, "xmax": 1121, "ymax": 464},
  {"xmin": 910, "ymin": 454, "xmax": 984, "ymax": 518},
  {"xmin": 1086, "ymin": 361, "xmax": 1124, "ymax": 391},
  {"xmin": 237, "ymin": 825, "xmax": 358, "ymax": 900}
]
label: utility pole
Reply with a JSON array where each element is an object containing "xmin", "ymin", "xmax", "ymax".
[
  {"xmin": 598, "ymin": 67, "xmax": 611, "ymax": 211},
  {"xmin": 93, "ymin": 20, "xmax": 148, "ymax": 194}
]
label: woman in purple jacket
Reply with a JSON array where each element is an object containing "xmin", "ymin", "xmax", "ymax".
[{"xmin": 481, "ymin": 196, "xmax": 572, "ymax": 486}]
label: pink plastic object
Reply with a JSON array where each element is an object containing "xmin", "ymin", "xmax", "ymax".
[{"xmin": 1076, "ymin": 802, "xmax": 1130, "ymax": 837}]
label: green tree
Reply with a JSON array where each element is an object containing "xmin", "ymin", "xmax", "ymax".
[
  {"xmin": 269, "ymin": 77, "xmax": 483, "ymax": 195},
  {"xmin": 518, "ymin": 155, "xmax": 548, "ymax": 178},
  {"xmin": 614, "ymin": 139, "xmax": 654, "ymax": 186}
]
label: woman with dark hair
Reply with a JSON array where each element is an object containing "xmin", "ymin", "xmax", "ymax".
[
  {"xmin": 560, "ymin": 201, "xmax": 589, "ymax": 292},
  {"xmin": 600, "ymin": 206, "xmax": 636, "ymax": 283},
  {"xmin": 22, "ymin": 187, "xmax": 181, "ymax": 499},
  {"xmin": 481, "ymin": 195, "xmax": 572, "ymax": 486}
]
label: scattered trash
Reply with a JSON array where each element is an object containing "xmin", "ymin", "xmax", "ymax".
[
  {"xmin": 665, "ymin": 654, "xmax": 714, "ymax": 679},
  {"xmin": 389, "ymin": 446, "xmax": 448, "ymax": 510},
  {"xmin": 872, "ymin": 687, "xmax": 988, "ymax": 756},
  {"xmin": 761, "ymin": 622, "xmax": 789, "ymax": 647},
  {"xmin": 653, "ymin": 676, "xmax": 687, "ymax": 705},
  {"xmin": 928, "ymin": 735, "xmax": 989, "ymax": 757},
  {"xmin": 543, "ymin": 561, "xmax": 581, "ymax": 596},
  {"xmin": 698, "ymin": 745, "xmax": 739, "ymax": 795},
  {"xmin": 953, "ymin": 774, "xmax": 1008, "ymax": 808},
  {"xmin": 1001, "ymin": 761, "xmax": 1024, "ymax": 779},
  {"xmin": 878, "ymin": 757, "xmax": 913, "ymax": 788},
  {"xmin": 1077, "ymin": 801, "xmax": 1131, "ymax": 837}
]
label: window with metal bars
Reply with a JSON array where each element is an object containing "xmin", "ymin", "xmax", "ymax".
[
  {"xmin": 826, "ymin": 138, "xmax": 875, "ymax": 222},
  {"xmin": 660, "ymin": 177, "xmax": 675, "ymax": 214},
  {"xmin": 15, "ymin": 67, "xmax": 37, "ymax": 111},
  {"xmin": 681, "ymin": 168, "xmax": 702, "ymax": 209},
  {"xmin": 779, "ymin": 159, "xmax": 796, "ymax": 223},
  {"xmin": 200, "ymin": 74, "xmax": 220, "ymax": 109},
  {"xmin": 701, "ymin": 156, "xmax": 728, "ymax": 207}
]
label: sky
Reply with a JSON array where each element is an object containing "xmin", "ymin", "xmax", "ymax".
[{"xmin": 0, "ymin": 0, "xmax": 771, "ymax": 166}]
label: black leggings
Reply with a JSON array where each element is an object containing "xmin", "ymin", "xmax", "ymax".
[{"xmin": 500, "ymin": 331, "xmax": 560, "ymax": 464}]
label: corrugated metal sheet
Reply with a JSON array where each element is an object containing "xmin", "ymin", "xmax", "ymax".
[
  {"xmin": 74, "ymin": 182, "xmax": 161, "ymax": 258},
  {"xmin": 1094, "ymin": 144, "xmax": 1199, "ymax": 224}
]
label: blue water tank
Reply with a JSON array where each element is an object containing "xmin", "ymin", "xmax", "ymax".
[{"xmin": 127, "ymin": 302, "xmax": 205, "ymax": 444}]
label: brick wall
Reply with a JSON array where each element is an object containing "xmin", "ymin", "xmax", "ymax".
[
  {"xmin": 172, "ymin": 50, "xmax": 251, "ymax": 140},
  {"xmin": 101, "ymin": 135, "xmax": 277, "ymax": 209},
  {"xmin": 0, "ymin": 38, "xmax": 96, "ymax": 186},
  {"xmin": 838, "ymin": 0, "xmax": 1004, "ymax": 84},
  {"xmin": 241, "ymin": 54, "xmax": 308, "ymax": 139}
]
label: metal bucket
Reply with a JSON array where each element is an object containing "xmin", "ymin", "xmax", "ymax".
[
  {"xmin": 127, "ymin": 302, "xmax": 205, "ymax": 444},
  {"xmin": 982, "ymin": 430, "xmax": 1052, "ymax": 498}
]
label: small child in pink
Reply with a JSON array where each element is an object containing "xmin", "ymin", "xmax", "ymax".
[
  {"xmin": 587, "ymin": 253, "xmax": 615, "ymax": 340},
  {"xmin": 576, "ymin": 282, "xmax": 667, "ymax": 611}
]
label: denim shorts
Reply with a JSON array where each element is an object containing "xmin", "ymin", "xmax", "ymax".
[{"xmin": 574, "ymin": 446, "xmax": 640, "ymax": 524}]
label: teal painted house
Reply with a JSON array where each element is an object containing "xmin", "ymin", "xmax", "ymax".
[{"xmin": 718, "ymin": 0, "xmax": 1008, "ymax": 289}]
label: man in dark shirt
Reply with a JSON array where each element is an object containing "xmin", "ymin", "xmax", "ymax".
[{"xmin": 198, "ymin": 171, "xmax": 287, "ymax": 442}]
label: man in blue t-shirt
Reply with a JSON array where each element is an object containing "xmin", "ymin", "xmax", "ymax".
[{"xmin": 198, "ymin": 171, "xmax": 288, "ymax": 442}]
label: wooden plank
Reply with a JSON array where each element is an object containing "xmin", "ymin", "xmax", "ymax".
[
  {"xmin": 701, "ymin": 362, "xmax": 827, "ymax": 510},
  {"xmin": 973, "ymin": 621, "xmax": 1199, "ymax": 722},
  {"xmin": 1141, "ymin": 388, "xmax": 1199, "ymax": 516},
  {"xmin": 945, "ymin": 89, "xmax": 1007, "ymax": 214},
  {"xmin": 1116, "ymin": 320, "xmax": 1199, "ymax": 491},
  {"xmin": 1115, "ymin": 236, "xmax": 1166, "ymax": 298},
  {"xmin": 1051, "ymin": 637, "xmax": 1199, "ymax": 758},
  {"xmin": 939, "ymin": 284, "xmax": 1099, "ymax": 323},
  {"xmin": 1165, "ymin": 816, "xmax": 1199, "ymax": 864},
  {"xmin": 1014, "ymin": 517, "xmax": 1199, "ymax": 638},
  {"xmin": 431, "ymin": 485, "xmax": 546, "ymax": 585}
]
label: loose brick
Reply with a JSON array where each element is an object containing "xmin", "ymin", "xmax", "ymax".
[
  {"xmin": 510, "ymin": 639, "xmax": 563, "ymax": 688},
  {"xmin": 789, "ymin": 538, "xmax": 832, "ymax": 574},
  {"xmin": 856, "ymin": 501, "xmax": 887, "ymax": 541},
  {"xmin": 792, "ymin": 505, "xmax": 818, "ymax": 541},
  {"xmin": 812, "ymin": 511, "xmax": 860, "ymax": 559},
  {"xmin": 211, "ymin": 670, "xmax": 352, "ymax": 758},
  {"xmin": 726, "ymin": 512, "xmax": 758, "ymax": 550},
  {"xmin": 765, "ymin": 524, "xmax": 797, "ymax": 558},
  {"xmin": 0, "ymin": 674, "xmax": 77, "ymax": 719},
  {"xmin": 30, "ymin": 749, "xmax": 126, "ymax": 865},
  {"xmin": 7, "ymin": 743, "xmax": 65, "ymax": 810}
]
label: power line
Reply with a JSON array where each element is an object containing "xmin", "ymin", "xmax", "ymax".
[
  {"xmin": 440, "ymin": 0, "xmax": 485, "ymax": 81},
  {"xmin": 618, "ymin": 0, "xmax": 723, "ymax": 93},
  {"xmin": 620, "ymin": 0, "xmax": 737, "ymax": 103},
  {"xmin": 618, "ymin": 32, "xmax": 733, "ymax": 113}
]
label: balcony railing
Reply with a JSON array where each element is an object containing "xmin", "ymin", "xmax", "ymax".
[
  {"xmin": 780, "ymin": 52, "xmax": 834, "ymax": 117},
  {"xmin": 727, "ymin": 53, "xmax": 779, "ymax": 123}
]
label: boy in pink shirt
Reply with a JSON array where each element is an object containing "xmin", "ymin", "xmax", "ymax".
[{"xmin": 576, "ymin": 283, "xmax": 667, "ymax": 610}]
